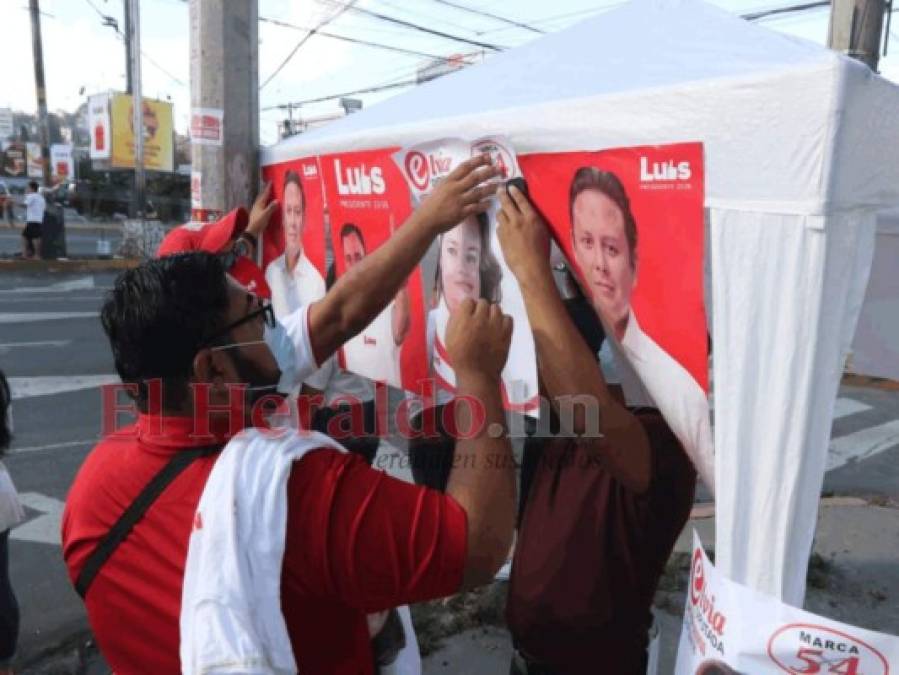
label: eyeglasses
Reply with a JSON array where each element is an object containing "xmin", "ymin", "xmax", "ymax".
[{"xmin": 200, "ymin": 300, "xmax": 275, "ymax": 348}]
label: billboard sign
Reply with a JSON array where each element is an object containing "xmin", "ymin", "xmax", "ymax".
[
  {"xmin": 109, "ymin": 93, "xmax": 174, "ymax": 172},
  {"xmin": 88, "ymin": 94, "xmax": 111, "ymax": 160},
  {"xmin": 50, "ymin": 144, "xmax": 75, "ymax": 182}
]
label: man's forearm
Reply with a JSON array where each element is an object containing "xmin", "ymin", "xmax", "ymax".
[
  {"xmin": 392, "ymin": 286, "xmax": 411, "ymax": 346},
  {"xmin": 309, "ymin": 211, "xmax": 433, "ymax": 364},
  {"xmin": 517, "ymin": 264, "xmax": 651, "ymax": 493},
  {"xmin": 446, "ymin": 373, "xmax": 515, "ymax": 589}
]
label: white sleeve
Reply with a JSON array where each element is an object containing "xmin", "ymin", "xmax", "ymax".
[
  {"xmin": 303, "ymin": 353, "xmax": 334, "ymax": 391},
  {"xmin": 280, "ymin": 302, "xmax": 319, "ymax": 388}
]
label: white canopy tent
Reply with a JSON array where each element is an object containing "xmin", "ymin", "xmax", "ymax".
[
  {"xmin": 262, "ymin": 0, "xmax": 899, "ymax": 607},
  {"xmin": 850, "ymin": 209, "xmax": 899, "ymax": 381}
]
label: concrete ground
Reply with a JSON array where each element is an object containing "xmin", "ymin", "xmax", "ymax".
[{"xmin": 419, "ymin": 499, "xmax": 899, "ymax": 674}]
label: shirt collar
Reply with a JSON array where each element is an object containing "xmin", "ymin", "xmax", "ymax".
[{"xmin": 136, "ymin": 412, "xmax": 241, "ymax": 449}]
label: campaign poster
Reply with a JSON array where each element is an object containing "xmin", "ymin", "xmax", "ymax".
[
  {"xmin": 319, "ymin": 148, "xmax": 429, "ymax": 393},
  {"xmin": 50, "ymin": 144, "xmax": 75, "ymax": 183},
  {"xmin": 26, "ymin": 142, "xmax": 43, "ymax": 179},
  {"xmin": 676, "ymin": 531, "xmax": 899, "ymax": 674},
  {"xmin": 260, "ymin": 156, "xmax": 328, "ymax": 323},
  {"xmin": 519, "ymin": 143, "xmax": 713, "ymax": 484},
  {"xmin": 393, "ymin": 137, "xmax": 539, "ymax": 416},
  {"xmin": 1, "ymin": 141, "xmax": 27, "ymax": 178}
]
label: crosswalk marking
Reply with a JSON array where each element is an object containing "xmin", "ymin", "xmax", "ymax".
[
  {"xmin": 827, "ymin": 419, "xmax": 899, "ymax": 471},
  {"xmin": 8, "ymin": 375, "xmax": 120, "ymax": 400},
  {"xmin": 11, "ymin": 492, "xmax": 65, "ymax": 546},
  {"xmin": 7, "ymin": 439, "xmax": 95, "ymax": 456},
  {"xmin": 0, "ymin": 277, "xmax": 96, "ymax": 294},
  {"xmin": 832, "ymin": 397, "xmax": 873, "ymax": 420},
  {"xmin": 0, "ymin": 340, "xmax": 71, "ymax": 350},
  {"xmin": 0, "ymin": 312, "xmax": 98, "ymax": 323}
]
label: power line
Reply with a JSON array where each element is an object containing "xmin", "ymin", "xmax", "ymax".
[
  {"xmin": 261, "ymin": 75, "xmax": 424, "ymax": 111},
  {"xmin": 260, "ymin": 0, "xmax": 358, "ymax": 90},
  {"xmin": 319, "ymin": 0, "xmax": 507, "ymax": 51},
  {"xmin": 373, "ymin": 0, "xmax": 478, "ymax": 33},
  {"xmin": 80, "ymin": 0, "xmax": 186, "ymax": 88},
  {"xmin": 741, "ymin": 0, "xmax": 831, "ymax": 21},
  {"xmin": 429, "ymin": 0, "xmax": 544, "ymax": 34},
  {"xmin": 259, "ymin": 15, "xmax": 448, "ymax": 60}
]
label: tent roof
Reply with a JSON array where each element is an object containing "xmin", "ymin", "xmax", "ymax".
[
  {"xmin": 271, "ymin": 0, "xmax": 828, "ymax": 149},
  {"xmin": 263, "ymin": 0, "xmax": 899, "ymax": 215}
]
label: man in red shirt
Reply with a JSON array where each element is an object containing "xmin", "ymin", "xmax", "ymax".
[{"xmin": 62, "ymin": 157, "xmax": 516, "ymax": 674}]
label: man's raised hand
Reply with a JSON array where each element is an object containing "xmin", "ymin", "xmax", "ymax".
[
  {"xmin": 415, "ymin": 155, "xmax": 502, "ymax": 234},
  {"xmin": 445, "ymin": 298, "xmax": 513, "ymax": 383}
]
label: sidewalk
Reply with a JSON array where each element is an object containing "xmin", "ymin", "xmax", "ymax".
[{"xmin": 419, "ymin": 496, "xmax": 899, "ymax": 674}]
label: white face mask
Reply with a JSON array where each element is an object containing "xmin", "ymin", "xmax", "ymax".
[{"xmin": 210, "ymin": 320, "xmax": 298, "ymax": 395}]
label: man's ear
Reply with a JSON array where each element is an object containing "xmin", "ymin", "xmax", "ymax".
[{"xmin": 192, "ymin": 348, "xmax": 226, "ymax": 386}]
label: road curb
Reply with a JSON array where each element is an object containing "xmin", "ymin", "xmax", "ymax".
[{"xmin": 0, "ymin": 258, "xmax": 140, "ymax": 273}]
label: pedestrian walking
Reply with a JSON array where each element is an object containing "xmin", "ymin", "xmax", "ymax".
[{"xmin": 22, "ymin": 181, "xmax": 45, "ymax": 260}]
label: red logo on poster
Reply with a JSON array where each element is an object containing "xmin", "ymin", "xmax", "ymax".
[
  {"xmin": 472, "ymin": 139, "xmax": 514, "ymax": 178},
  {"xmin": 767, "ymin": 624, "xmax": 888, "ymax": 675},
  {"xmin": 690, "ymin": 547, "xmax": 705, "ymax": 606},
  {"xmin": 405, "ymin": 151, "xmax": 429, "ymax": 191}
]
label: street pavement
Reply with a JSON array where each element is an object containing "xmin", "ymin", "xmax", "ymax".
[
  {"xmin": 0, "ymin": 223, "xmax": 123, "ymax": 259},
  {"xmin": 0, "ymin": 267, "xmax": 896, "ymax": 671}
]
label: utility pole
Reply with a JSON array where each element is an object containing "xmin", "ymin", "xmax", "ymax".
[
  {"xmin": 28, "ymin": 0, "xmax": 51, "ymax": 186},
  {"xmin": 189, "ymin": 0, "xmax": 259, "ymax": 223},
  {"xmin": 123, "ymin": 0, "xmax": 133, "ymax": 94},
  {"xmin": 827, "ymin": 0, "xmax": 886, "ymax": 70},
  {"xmin": 128, "ymin": 0, "xmax": 144, "ymax": 219}
]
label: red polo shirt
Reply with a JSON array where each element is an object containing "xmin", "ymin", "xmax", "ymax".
[{"xmin": 62, "ymin": 414, "xmax": 467, "ymax": 674}]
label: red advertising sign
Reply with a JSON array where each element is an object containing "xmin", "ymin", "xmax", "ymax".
[
  {"xmin": 320, "ymin": 148, "xmax": 429, "ymax": 392},
  {"xmin": 520, "ymin": 143, "xmax": 712, "ymax": 482}
]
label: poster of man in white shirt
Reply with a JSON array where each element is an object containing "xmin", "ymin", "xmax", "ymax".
[
  {"xmin": 337, "ymin": 222, "xmax": 410, "ymax": 390},
  {"xmin": 520, "ymin": 143, "xmax": 714, "ymax": 492},
  {"xmin": 265, "ymin": 169, "xmax": 327, "ymax": 319}
]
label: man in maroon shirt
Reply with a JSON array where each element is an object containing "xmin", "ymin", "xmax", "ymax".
[
  {"xmin": 62, "ymin": 157, "xmax": 517, "ymax": 674},
  {"xmin": 496, "ymin": 185, "xmax": 697, "ymax": 674}
]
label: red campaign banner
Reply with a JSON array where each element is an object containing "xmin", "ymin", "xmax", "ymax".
[
  {"xmin": 519, "ymin": 142, "xmax": 708, "ymax": 392},
  {"xmin": 260, "ymin": 157, "xmax": 329, "ymax": 320},
  {"xmin": 319, "ymin": 148, "xmax": 429, "ymax": 392}
]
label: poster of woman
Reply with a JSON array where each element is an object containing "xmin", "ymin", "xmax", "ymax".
[{"xmin": 395, "ymin": 137, "xmax": 539, "ymax": 415}]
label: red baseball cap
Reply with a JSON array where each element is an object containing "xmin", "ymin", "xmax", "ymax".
[
  {"xmin": 156, "ymin": 207, "xmax": 249, "ymax": 257},
  {"xmin": 228, "ymin": 255, "xmax": 271, "ymax": 300}
]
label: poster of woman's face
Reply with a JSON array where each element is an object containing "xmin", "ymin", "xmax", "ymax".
[
  {"xmin": 395, "ymin": 137, "xmax": 540, "ymax": 416},
  {"xmin": 434, "ymin": 215, "xmax": 502, "ymax": 312}
]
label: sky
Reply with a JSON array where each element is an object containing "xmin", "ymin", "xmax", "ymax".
[{"xmin": 3, "ymin": 0, "xmax": 898, "ymax": 147}]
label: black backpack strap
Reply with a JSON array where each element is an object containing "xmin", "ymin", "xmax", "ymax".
[{"xmin": 75, "ymin": 443, "xmax": 223, "ymax": 599}]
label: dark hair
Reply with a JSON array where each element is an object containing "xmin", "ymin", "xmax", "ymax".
[
  {"xmin": 28, "ymin": 180, "xmax": 39, "ymax": 192},
  {"xmin": 569, "ymin": 167, "xmax": 638, "ymax": 270},
  {"xmin": 0, "ymin": 370, "xmax": 11, "ymax": 453},
  {"xmin": 433, "ymin": 213, "xmax": 502, "ymax": 304},
  {"xmin": 100, "ymin": 252, "xmax": 230, "ymax": 412},
  {"xmin": 283, "ymin": 170, "xmax": 305, "ymax": 212},
  {"xmin": 339, "ymin": 222, "xmax": 365, "ymax": 251}
]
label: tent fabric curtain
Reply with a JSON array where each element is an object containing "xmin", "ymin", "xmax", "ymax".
[{"xmin": 711, "ymin": 207, "xmax": 876, "ymax": 605}]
